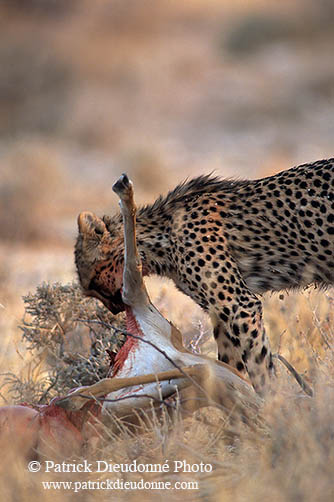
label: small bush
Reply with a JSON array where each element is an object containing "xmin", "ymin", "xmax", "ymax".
[
  {"xmin": 223, "ymin": 13, "xmax": 293, "ymax": 56},
  {"xmin": 2, "ymin": 282, "xmax": 125, "ymax": 404}
]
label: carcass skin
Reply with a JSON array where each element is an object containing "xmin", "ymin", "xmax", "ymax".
[{"xmin": 0, "ymin": 399, "xmax": 100, "ymax": 459}]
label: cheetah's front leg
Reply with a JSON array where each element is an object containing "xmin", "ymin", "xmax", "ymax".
[{"xmin": 209, "ymin": 261, "xmax": 274, "ymax": 395}]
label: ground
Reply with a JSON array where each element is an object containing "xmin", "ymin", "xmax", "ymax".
[{"xmin": 1, "ymin": 1, "xmax": 334, "ymax": 500}]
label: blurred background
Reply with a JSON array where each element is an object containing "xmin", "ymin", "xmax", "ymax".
[
  {"xmin": 0, "ymin": 0, "xmax": 334, "ymax": 363},
  {"xmin": 1, "ymin": 3, "xmax": 334, "ymax": 497}
]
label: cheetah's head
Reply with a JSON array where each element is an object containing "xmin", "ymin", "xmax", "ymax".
[{"xmin": 75, "ymin": 211, "xmax": 125, "ymax": 314}]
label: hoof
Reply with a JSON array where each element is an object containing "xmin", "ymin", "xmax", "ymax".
[{"xmin": 112, "ymin": 173, "xmax": 132, "ymax": 195}]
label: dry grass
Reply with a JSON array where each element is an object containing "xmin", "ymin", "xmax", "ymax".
[{"xmin": 1, "ymin": 280, "xmax": 334, "ymax": 501}]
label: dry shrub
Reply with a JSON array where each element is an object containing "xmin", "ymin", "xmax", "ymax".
[
  {"xmin": 1, "ymin": 282, "xmax": 125, "ymax": 404},
  {"xmin": 224, "ymin": 12, "xmax": 294, "ymax": 56},
  {"xmin": 223, "ymin": 1, "xmax": 334, "ymax": 58},
  {"xmin": 2, "ymin": 0, "xmax": 78, "ymax": 17},
  {"xmin": 0, "ymin": 142, "xmax": 64, "ymax": 242}
]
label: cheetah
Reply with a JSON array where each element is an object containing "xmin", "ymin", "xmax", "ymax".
[
  {"xmin": 75, "ymin": 158, "xmax": 334, "ymax": 394},
  {"xmin": 62, "ymin": 173, "xmax": 259, "ymax": 420}
]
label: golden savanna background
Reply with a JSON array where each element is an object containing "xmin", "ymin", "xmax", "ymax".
[{"xmin": 1, "ymin": 1, "xmax": 334, "ymax": 500}]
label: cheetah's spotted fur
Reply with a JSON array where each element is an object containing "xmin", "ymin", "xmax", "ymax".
[{"xmin": 75, "ymin": 158, "xmax": 334, "ymax": 393}]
